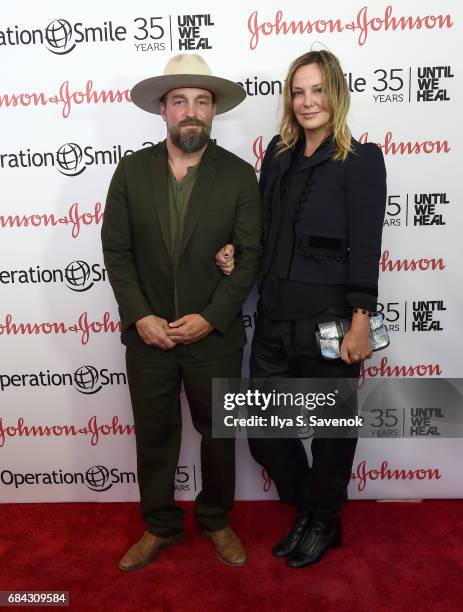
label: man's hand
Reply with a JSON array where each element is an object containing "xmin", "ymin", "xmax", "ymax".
[
  {"xmin": 166, "ymin": 314, "xmax": 213, "ymax": 344},
  {"xmin": 215, "ymin": 244, "xmax": 234, "ymax": 275},
  {"xmin": 135, "ymin": 315, "xmax": 176, "ymax": 349}
]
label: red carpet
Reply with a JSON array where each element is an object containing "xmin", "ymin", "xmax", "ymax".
[{"xmin": 1, "ymin": 500, "xmax": 462, "ymax": 611}]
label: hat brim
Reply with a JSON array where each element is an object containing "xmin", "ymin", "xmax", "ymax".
[{"xmin": 130, "ymin": 74, "xmax": 246, "ymax": 115}]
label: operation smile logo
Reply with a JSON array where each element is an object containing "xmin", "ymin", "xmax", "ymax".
[
  {"xmin": 0, "ymin": 365, "xmax": 127, "ymax": 394},
  {"xmin": 74, "ymin": 365, "xmax": 125, "ymax": 395},
  {"xmin": 0, "ymin": 14, "xmax": 215, "ymax": 55},
  {"xmin": 0, "ymin": 465, "xmax": 136, "ymax": 491},
  {"xmin": 1, "ymin": 18, "xmax": 134, "ymax": 55},
  {"xmin": 44, "ymin": 19, "xmax": 75, "ymax": 54},
  {"xmin": 0, "ymin": 464, "xmax": 197, "ymax": 491},
  {"xmin": 0, "ymin": 260, "xmax": 106, "ymax": 292},
  {"xmin": 0, "ymin": 141, "xmax": 155, "ymax": 176}
]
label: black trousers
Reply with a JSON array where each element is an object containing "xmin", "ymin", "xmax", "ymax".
[
  {"xmin": 248, "ymin": 307, "xmax": 360, "ymax": 520},
  {"xmin": 126, "ymin": 339, "xmax": 242, "ymax": 537}
]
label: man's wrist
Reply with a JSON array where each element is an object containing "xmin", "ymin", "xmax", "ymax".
[
  {"xmin": 202, "ymin": 316, "xmax": 214, "ymax": 332},
  {"xmin": 198, "ymin": 313, "xmax": 213, "ymax": 329}
]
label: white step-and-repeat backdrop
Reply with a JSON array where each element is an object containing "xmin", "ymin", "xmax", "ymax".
[{"xmin": 1, "ymin": 1, "xmax": 461, "ymax": 502}]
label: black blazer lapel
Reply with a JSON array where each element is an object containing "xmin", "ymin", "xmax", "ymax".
[
  {"xmin": 179, "ymin": 140, "xmax": 220, "ymax": 259},
  {"xmin": 301, "ymin": 140, "xmax": 336, "ymax": 170},
  {"xmin": 276, "ymin": 146, "xmax": 292, "ymax": 176},
  {"xmin": 277, "ymin": 136, "xmax": 335, "ymax": 173},
  {"xmin": 150, "ymin": 141, "xmax": 171, "ymax": 257}
]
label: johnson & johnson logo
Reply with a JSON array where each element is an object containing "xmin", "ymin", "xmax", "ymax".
[
  {"xmin": 0, "ymin": 416, "xmax": 134, "ymax": 448},
  {"xmin": 247, "ymin": 6, "xmax": 453, "ymax": 50},
  {"xmin": 351, "ymin": 460, "xmax": 442, "ymax": 492},
  {"xmin": 359, "ymin": 357, "xmax": 443, "ymax": 388},
  {"xmin": 0, "ymin": 202, "xmax": 103, "ymax": 239},
  {"xmin": 0, "ymin": 80, "xmax": 131, "ymax": 119},
  {"xmin": 0, "ymin": 312, "xmax": 121, "ymax": 346}
]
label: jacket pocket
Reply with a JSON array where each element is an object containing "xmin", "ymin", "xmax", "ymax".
[{"xmin": 296, "ymin": 234, "xmax": 348, "ymax": 261}]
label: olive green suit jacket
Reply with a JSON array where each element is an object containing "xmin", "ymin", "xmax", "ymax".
[{"xmin": 101, "ymin": 140, "xmax": 261, "ymax": 359}]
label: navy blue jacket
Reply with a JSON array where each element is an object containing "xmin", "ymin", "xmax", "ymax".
[{"xmin": 260, "ymin": 135, "xmax": 387, "ymax": 311}]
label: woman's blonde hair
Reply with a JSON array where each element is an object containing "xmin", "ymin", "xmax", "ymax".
[{"xmin": 278, "ymin": 50, "xmax": 352, "ymax": 161}]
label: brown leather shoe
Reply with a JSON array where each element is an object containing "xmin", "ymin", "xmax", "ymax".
[
  {"xmin": 204, "ymin": 527, "xmax": 246, "ymax": 567},
  {"xmin": 118, "ymin": 531, "xmax": 182, "ymax": 572}
]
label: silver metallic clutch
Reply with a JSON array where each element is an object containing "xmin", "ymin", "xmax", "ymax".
[{"xmin": 314, "ymin": 313, "xmax": 390, "ymax": 360}]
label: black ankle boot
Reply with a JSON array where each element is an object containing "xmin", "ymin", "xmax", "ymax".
[
  {"xmin": 272, "ymin": 511, "xmax": 311, "ymax": 557},
  {"xmin": 287, "ymin": 516, "xmax": 342, "ymax": 568}
]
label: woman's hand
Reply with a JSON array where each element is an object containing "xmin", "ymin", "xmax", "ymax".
[
  {"xmin": 215, "ymin": 244, "xmax": 235, "ymax": 275},
  {"xmin": 340, "ymin": 329, "xmax": 372, "ymax": 364},
  {"xmin": 340, "ymin": 309, "xmax": 372, "ymax": 363}
]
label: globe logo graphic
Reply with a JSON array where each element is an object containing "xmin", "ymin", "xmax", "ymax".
[
  {"xmin": 65, "ymin": 260, "xmax": 92, "ymax": 291},
  {"xmin": 74, "ymin": 365, "xmax": 101, "ymax": 394},
  {"xmin": 56, "ymin": 143, "xmax": 84, "ymax": 176},
  {"xmin": 85, "ymin": 466, "xmax": 112, "ymax": 492},
  {"xmin": 45, "ymin": 19, "xmax": 74, "ymax": 54}
]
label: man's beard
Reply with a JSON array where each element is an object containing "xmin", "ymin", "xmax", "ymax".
[{"xmin": 169, "ymin": 119, "xmax": 211, "ymax": 153}]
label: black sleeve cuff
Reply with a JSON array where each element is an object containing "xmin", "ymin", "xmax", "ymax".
[
  {"xmin": 346, "ymin": 285, "xmax": 378, "ymax": 312},
  {"xmin": 346, "ymin": 294, "xmax": 377, "ymax": 312}
]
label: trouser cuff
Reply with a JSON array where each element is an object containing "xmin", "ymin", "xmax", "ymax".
[
  {"xmin": 196, "ymin": 516, "xmax": 229, "ymax": 533},
  {"xmin": 146, "ymin": 525, "xmax": 184, "ymax": 538}
]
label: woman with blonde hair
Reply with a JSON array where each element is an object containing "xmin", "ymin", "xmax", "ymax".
[{"xmin": 218, "ymin": 49, "xmax": 386, "ymax": 567}]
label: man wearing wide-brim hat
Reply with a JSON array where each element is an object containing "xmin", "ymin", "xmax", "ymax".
[{"xmin": 102, "ymin": 54, "xmax": 261, "ymax": 569}]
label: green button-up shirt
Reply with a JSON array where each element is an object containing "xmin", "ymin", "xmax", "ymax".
[
  {"xmin": 167, "ymin": 162, "xmax": 200, "ymax": 318},
  {"xmin": 167, "ymin": 162, "xmax": 200, "ymax": 262}
]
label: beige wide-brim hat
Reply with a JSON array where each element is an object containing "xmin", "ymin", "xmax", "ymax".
[{"xmin": 131, "ymin": 54, "xmax": 246, "ymax": 115}]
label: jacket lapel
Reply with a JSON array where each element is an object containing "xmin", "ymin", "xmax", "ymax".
[
  {"xmin": 301, "ymin": 140, "xmax": 336, "ymax": 170},
  {"xmin": 277, "ymin": 136, "xmax": 336, "ymax": 175},
  {"xmin": 277, "ymin": 146, "xmax": 293, "ymax": 176},
  {"xmin": 149, "ymin": 141, "xmax": 171, "ymax": 257},
  {"xmin": 179, "ymin": 140, "xmax": 220, "ymax": 258}
]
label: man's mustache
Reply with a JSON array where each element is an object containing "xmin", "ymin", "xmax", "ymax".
[{"xmin": 178, "ymin": 119, "xmax": 207, "ymax": 127}]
